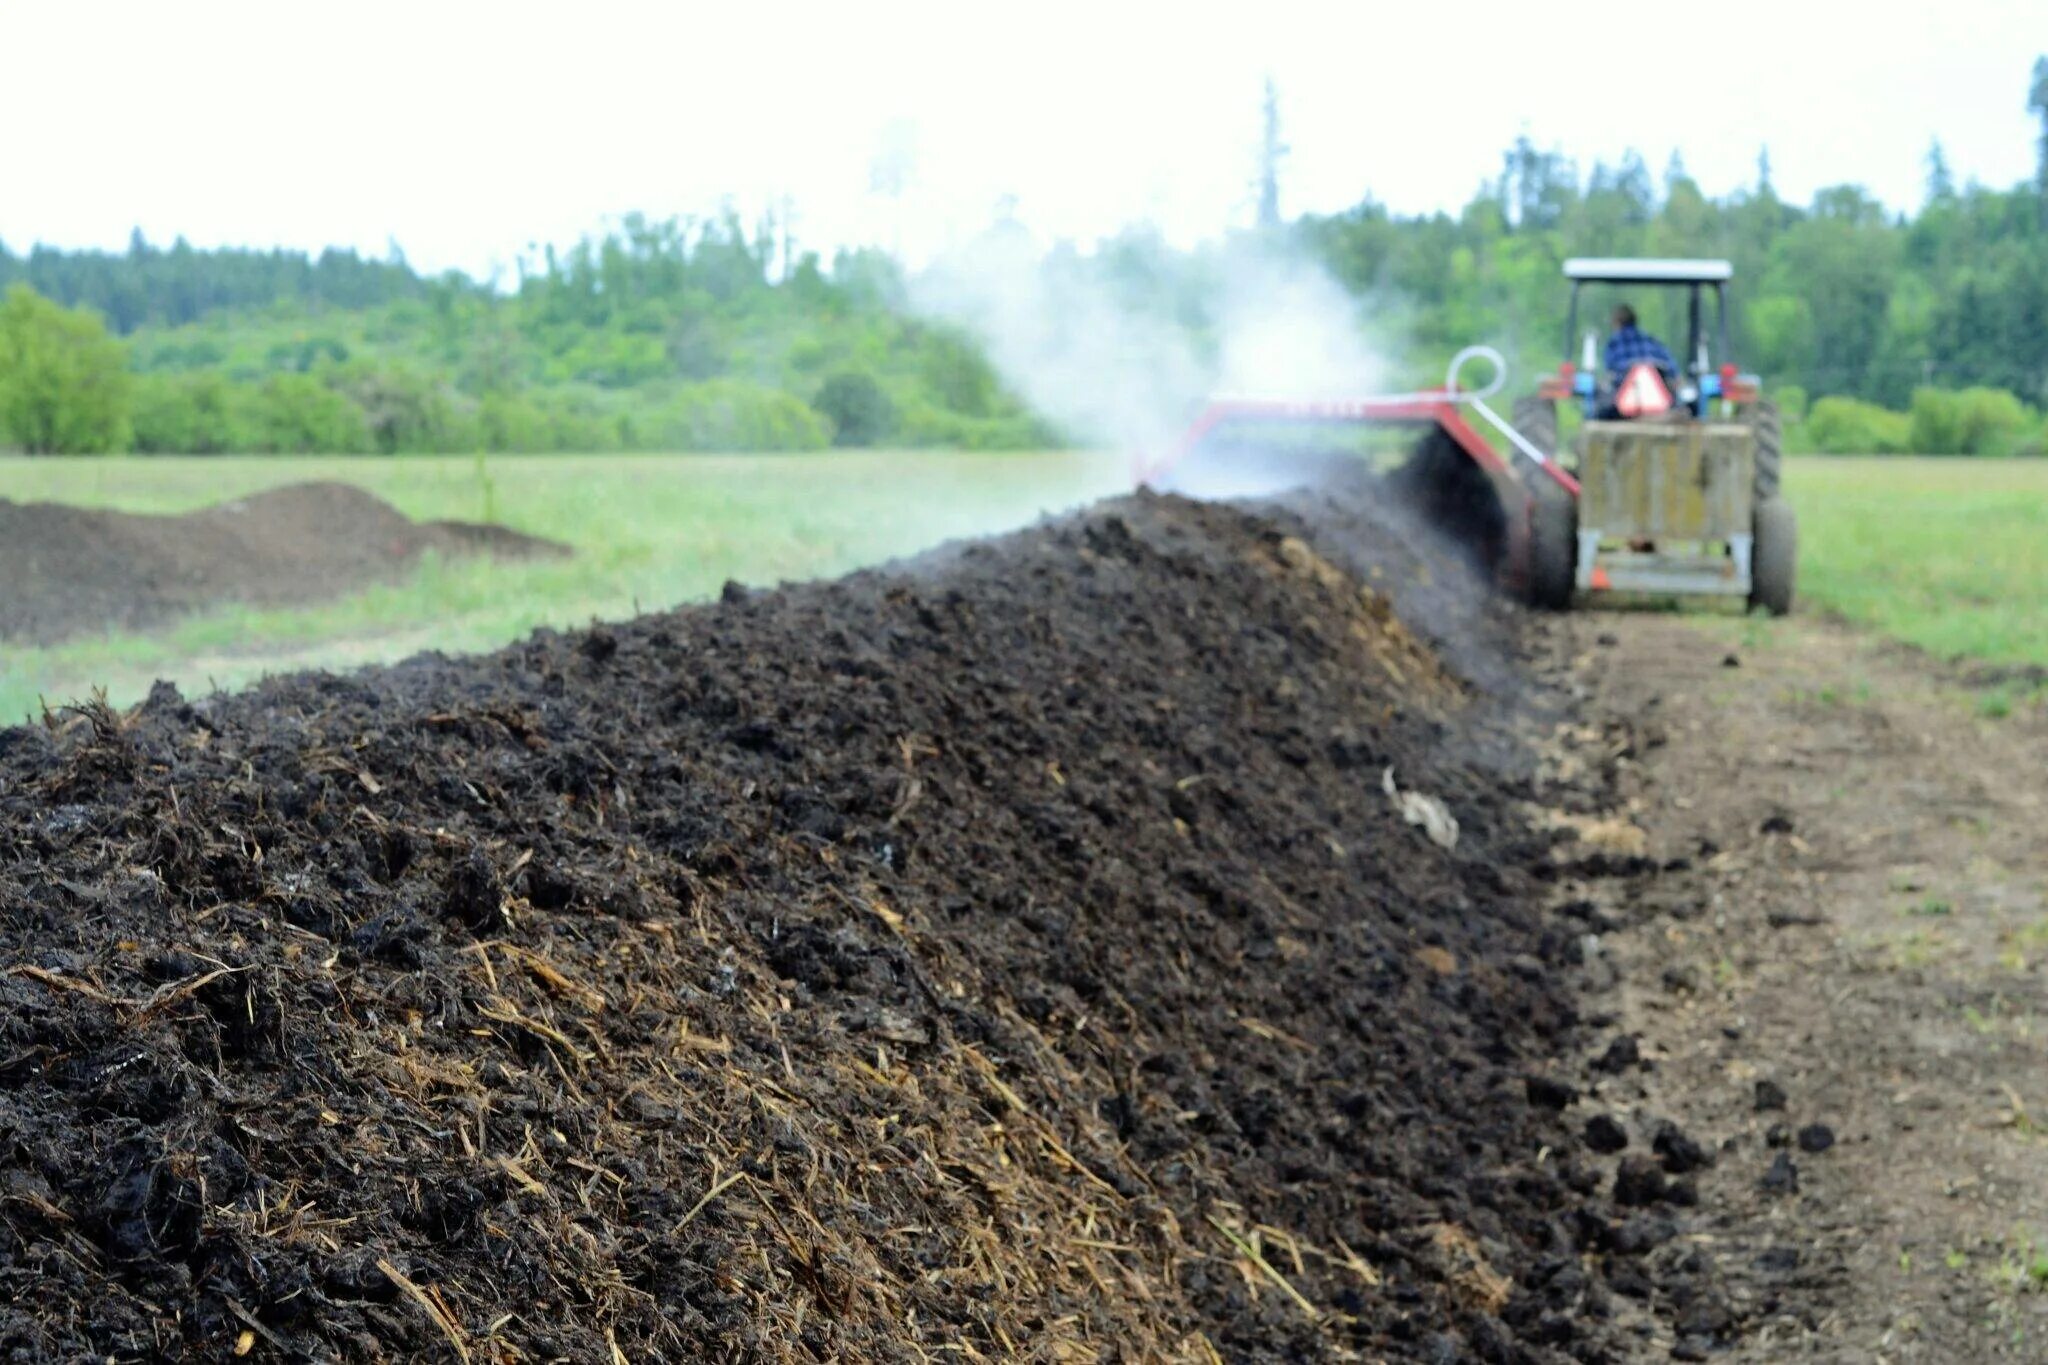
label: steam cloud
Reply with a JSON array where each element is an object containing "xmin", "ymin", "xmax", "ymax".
[{"xmin": 910, "ymin": 225, "xmax": 1390, "ymax": 491}]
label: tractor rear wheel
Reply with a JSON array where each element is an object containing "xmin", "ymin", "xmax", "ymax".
[
  {"xmin": 1750, "ymin": 496, "xmax": 1797, "ymax": 616},
  {"xmin": 1526, "ymin": 479, "xmax": 1578, "ymax": 611},
  {"xmin": 1750, "ymin": 397, "xmax": 1783, "ymax": 500},
  {"xmin": 1513, "ymin": 396, "xmax": 1559, "ymax": 467}
]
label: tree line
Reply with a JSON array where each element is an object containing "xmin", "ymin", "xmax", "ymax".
[
  {"xmin": 0, "ymin": 213, "xmax": 1050, "ymax": 456},
  {"xmin": 0, "ymin": 235, "xmax": 426, "ymax": 333},
  {"xmin": 4, "ymin": 65, "xmax": 2047, "ymax": 458}
]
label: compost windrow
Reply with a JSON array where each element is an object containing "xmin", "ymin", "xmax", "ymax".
[
  {"xmin": 0, "ymin": 481, "xmax": 565, "ymax": 646},
  {"xmin": 1, "ymin": 482, "xmax": 1636, "ymax": 1362}
]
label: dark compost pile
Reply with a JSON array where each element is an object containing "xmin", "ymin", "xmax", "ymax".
[
  {"xmin": 0, "ymin": 483, "xmax": 1648, "ymax": 1362},
  {"xmin": 0, "ymin": 481, "xmax": 565, "ymax": 646}
]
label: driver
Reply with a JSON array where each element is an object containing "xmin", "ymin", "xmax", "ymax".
[{"xmin": 1604, "ymin": 303, "xmax": 1677, "ymax": 384}]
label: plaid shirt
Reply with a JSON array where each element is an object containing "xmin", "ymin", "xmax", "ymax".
[{"xmin": 1605, "ymin": 325, "xmax": 1677, "ymax": 379}]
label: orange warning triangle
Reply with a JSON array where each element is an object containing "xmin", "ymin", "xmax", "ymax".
[{"xmin": 1615, "ymin": 363, "xmax": 1672, "ymax": 417}]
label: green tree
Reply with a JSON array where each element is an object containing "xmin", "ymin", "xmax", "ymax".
[
  {"xmin": 1255, "ymin": 76, "xmax": 1287, "ymax": 230},
  {"xmin": 0, "ymin": 285, "xmax": 132, "ymax": 453},
  {"xmin": 656, "ymin": 379, "xmax": 829, "ymax": 452},
  {"xmin": 1501, "ymin": 136, "xmax": 1576, "ymax": 232},
  {"xmin": 248, "ymin": 374, "xmax": 374, "ymax": 453},
  {"xmin": 2031, "ymin": 57, "xmax": 2048, "ymax": 203},
  {"xmin": 1925, "ymin": 140, "xmax": 1956, "ymax": 203},
  {"xmin": 813, "ymin": 369, "xmax": 896, "ymax": 446},
  {"xmin": 331, "ymin": 364, "xmax": 476, "ymax": 453},
  {"xmin": 130, "ymin": 371, "xmax": 247, "ymax": 453},
  {"xmin": 918, "ymin": 328, "xmax": 1000, "ymax": 417}
]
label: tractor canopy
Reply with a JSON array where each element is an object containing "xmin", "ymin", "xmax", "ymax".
[{"xmin": 1562, "ymin": 258, "xmax": 1733, "ymax": 284}]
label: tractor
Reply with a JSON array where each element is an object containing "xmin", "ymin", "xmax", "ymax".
[
  {"xmin": 1140, "ymin": 257, "xmax": 1797, "ymax": 615},
  {"xmin": 1518, "ymin": 257, "xmax": 1796, "ymax": 615}
]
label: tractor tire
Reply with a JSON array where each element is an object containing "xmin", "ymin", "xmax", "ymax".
[
  {"xmin": 1750, "ymin": 397, "xmax": 1783, "ymax": 501},
  {"xmin": 1526, "ymin": 478, "xmax": 1578, "ymax": 611},
  {"xmin": 1513, "ymin": 395, "xmax": 1559, "ymax": 466},
  {"xmin": 1750, "ymin": 496, "xmax": 1797, "ymax": 616}
]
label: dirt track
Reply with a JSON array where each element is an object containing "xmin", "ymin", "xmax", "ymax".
[
  {"xmin": 0, "ymin": 481, "xmax": 565, "ymax": 646},
  {"xmin": 1549, "ymin": 610, "xmax": 2048, "ymax": 1359}
]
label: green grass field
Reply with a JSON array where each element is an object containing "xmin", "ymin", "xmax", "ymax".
[
  {"xmin": 0, "ymin": 451, "xmax": 1127, "ymax": 723},
  {"xmin": 4, "ymin": 452, "xmax": 2042, "ymax": 725},
  {"xmin": 1784, "ymin": 457, "xmax": 2048, "ymax": 671}
]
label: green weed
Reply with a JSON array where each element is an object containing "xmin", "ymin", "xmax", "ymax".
[
  {"xmin": 1881, "ymin": 928, "xmax": 1951, "ymax": 969},
  {"xmin": 1991, "ymin": 1238, "xmax": 2048, "ymax": 1295}
]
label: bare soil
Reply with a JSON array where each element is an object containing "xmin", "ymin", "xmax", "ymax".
[
  {"xmin": 0, "ymin": 481, "xmax": 566, "ymax": 645},
  {"xmin": 1545, "ymin": 611, "xmax": 2048, "ymax": 1359}
]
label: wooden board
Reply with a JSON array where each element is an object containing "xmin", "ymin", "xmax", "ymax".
[{"xmin": 1578, "ymin": 421, "xmax": 1754, "ymax": 541}]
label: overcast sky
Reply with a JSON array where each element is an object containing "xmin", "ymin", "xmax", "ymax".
[{"xmin": 3, "ymin": 0, "xmax": 2040, "ymax": 277}]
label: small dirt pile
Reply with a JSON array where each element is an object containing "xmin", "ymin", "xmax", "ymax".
[
  {"xmin": 0, "ymin": 486, "xmax": 1630, "ymax": 1362},
  {"xmin": 0, "ymin": 481, "xmax": 566, "ymax": 645}
]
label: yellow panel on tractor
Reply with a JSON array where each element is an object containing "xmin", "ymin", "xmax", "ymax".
[
  {"xmin": 1575, "ymin": 420, "xmax": 1758, "ymax": 598},
  {"xmin": 1578, "ymin": 421, "xmax": 1755, "ymax": 541}
]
